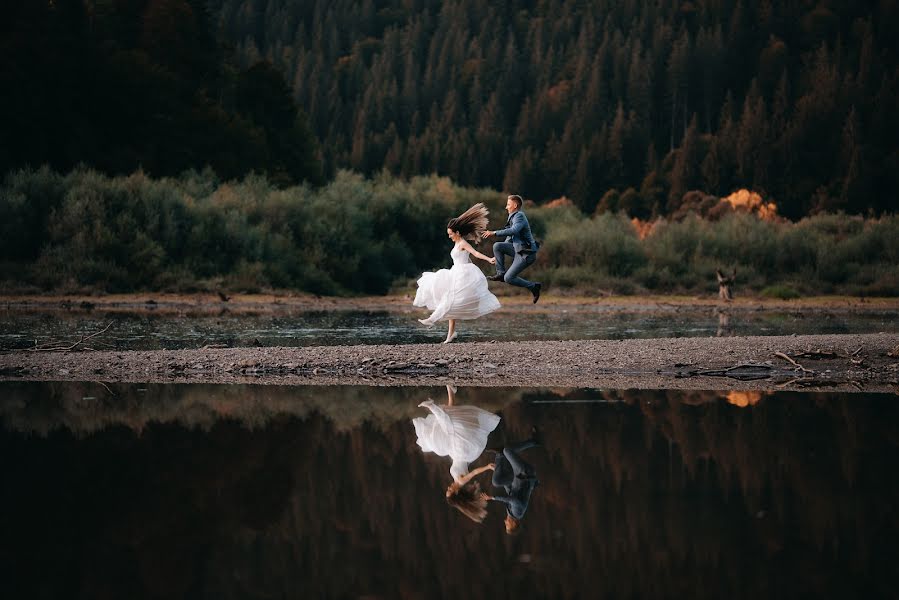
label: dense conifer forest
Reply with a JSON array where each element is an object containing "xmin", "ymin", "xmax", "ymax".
[
  {"xmin": 4, "ymin": 1, "xmax": 897, "ymax": 216},
  {"xmin": 211, "ymin": 0, "xmax": 899, "ymax": 217}
]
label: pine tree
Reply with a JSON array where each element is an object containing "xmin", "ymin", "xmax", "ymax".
[
  {"xmin": 666, "ymin": 28, "xmax": 691, "ymax": 150},
  {"xmin": 838, "ymin": 106, "xmax": 863, "ymax": 209},
  {"xmin": 668, "ymin": 114, "xmax": 701, "ymax": 211},
  {"xmin": 626, "ymin": 42, "xmax": 652, "ymax": 131},
  {"xmin": 701, "ymin": 138, "xmax": 722, "ymax": 195}
]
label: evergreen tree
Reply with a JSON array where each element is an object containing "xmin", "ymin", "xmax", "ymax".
[{"xmin": 668, "ymin": 114, "xmax": 702, "ymax": 211}]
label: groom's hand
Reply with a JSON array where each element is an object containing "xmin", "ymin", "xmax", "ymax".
[{"xmin": 484, "ymin": 230, "xmax": 495, "ymax": 237}]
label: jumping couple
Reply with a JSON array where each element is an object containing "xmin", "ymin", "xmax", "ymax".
[{"xmin": 414, "ymin": 194, "xmax": 541, "ymax": 343}]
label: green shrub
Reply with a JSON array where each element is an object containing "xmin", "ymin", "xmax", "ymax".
[
  {"xmin": 540, "ymin": 212, "xmax": 647, "ymax": 277},
  {"xmin": 702, "ymin": 213, "xmax": 779, "ymax": 272},
  {"xmin": 1, "ymin": 166, "xmax": 897, "ymax": 296},
  {"xmin": 642, "ymin": 216, "xmax": 703, "ymax": 275}
]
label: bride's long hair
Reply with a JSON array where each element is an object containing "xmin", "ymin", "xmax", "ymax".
[
  {"xmin": 447, "ymin": 203, "xmax": 490, "ymax": 242},
  {"xmin": 446, "ymin": 480, "xmax": 488, "ymax": 523}
]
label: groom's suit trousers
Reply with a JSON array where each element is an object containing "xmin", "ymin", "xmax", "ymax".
[{"xmin": 493, "ymin": 242, "xmax": 537, "ymax": 290}]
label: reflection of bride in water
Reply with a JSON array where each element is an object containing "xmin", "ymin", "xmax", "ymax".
[{"xmin": 412, "ymin": 385, "xmax": 500, "ymax": 522}]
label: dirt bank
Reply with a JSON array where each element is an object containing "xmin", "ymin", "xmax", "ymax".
[{"xmin": 2, "ymin": 333, "xmax": 897, "ymax": 392}]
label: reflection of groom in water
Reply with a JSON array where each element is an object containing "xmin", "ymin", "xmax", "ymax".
[
  {"xmin": 484, "ymin": 195, "xmax": 542, "ymax": 304},
  {"xmin": 486, "ymin": 431, "xmax": 540, "ymax": 534}
]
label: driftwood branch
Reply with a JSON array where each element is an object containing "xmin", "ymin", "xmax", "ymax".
[
  {"xmin": 682, "ymin": 363, "xmax": 773, "ymax": 381},
  {"xmin": 699, "ymin": 363, "xmax": 772, "ymax": 375},
  {"xmin": 716, "ymin": 268, "xmax": 736, "ymax": 301},
  {"xmin": 793, "ymin": 349, "xmax": 838, "ymax": 359},
  {"xmin": 792, "ymin": 346, "xmax": 867, "ymax": 361},
  {"xmin": 777, "ymin": 377, "xmax": 862, "ymax": 390},
  {"xmin": 95, "ymin": 380, "xmax": 115, "ymax": 396},
  {"xmin": 780, "ymin": 346, "xmax": 868, "ymax": 368},
  {"xmin": 772, "ymin": 351, "xmax": 815, "ymax": 374},
  {"xmin": 27, "ymin": 323, "xmax": 113, "ymax": 352}
]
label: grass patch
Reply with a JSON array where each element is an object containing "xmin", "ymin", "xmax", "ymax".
[{"xmin": 761, "ymin": 285, "xmax": 801, "ymax": 300}]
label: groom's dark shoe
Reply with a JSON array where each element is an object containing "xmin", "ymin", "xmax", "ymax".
[
  {"xmin": 531, "ymin": 282, "xmax": 542, "ymax": 303},
  {"xmin": 487, "ymin": 273, "xmax": 504, "ymax": 281}
]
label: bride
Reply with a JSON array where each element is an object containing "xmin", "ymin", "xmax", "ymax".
[{"xmin": 414, "ymin": 203, "xmax": 501, "ymax": 343}]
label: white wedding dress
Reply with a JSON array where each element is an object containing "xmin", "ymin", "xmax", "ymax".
[
  {"xmin": 412, "ymin": 400, "xmax": 501, "ymax": 480},
  {"xmin": 414, "ymin": 244, "xmax": 501, "ymax": 325}
]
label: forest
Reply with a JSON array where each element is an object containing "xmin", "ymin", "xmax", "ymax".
[
  {"xmin": 211, "ymin": 0, "xmax": 899, "ymax": 217},
  {"xmin": 5, "ymin": 1, "xmax": 898, "ymax": 217}
]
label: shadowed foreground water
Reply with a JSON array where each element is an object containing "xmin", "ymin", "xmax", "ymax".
[{"xmin": 1, "ymin": 383, "xmax": 897, "ymax": 599}]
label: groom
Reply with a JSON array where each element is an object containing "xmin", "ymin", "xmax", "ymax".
[{"xmin": 484, "ymin": 195, "xmax": 542, "ymax": 303}]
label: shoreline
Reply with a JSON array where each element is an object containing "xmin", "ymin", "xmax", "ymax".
[{"xmin": 2, "ymin": 333, "xmax": 897, "ymax": 392}]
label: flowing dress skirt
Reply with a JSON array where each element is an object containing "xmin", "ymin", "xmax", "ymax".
[{"xmin": 414, "ymin": 263, "xmax": 500, "ymax": 325}]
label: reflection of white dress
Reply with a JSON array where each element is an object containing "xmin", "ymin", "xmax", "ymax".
[
  {"xmin": 414, "ymin": 244, "xmax": 501, "ymax": 325},
  {"xmin": 412, "ymin": 400, "xmax": 501, "ymax": 480}
]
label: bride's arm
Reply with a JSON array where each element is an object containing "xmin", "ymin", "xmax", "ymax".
[
  {"xmin": 458, "ymin": 239, "xmax": 496, "ymax": 264},
  {"xmin": 454, "ymin": 464, "xmax": 495, "ymax": 486}
]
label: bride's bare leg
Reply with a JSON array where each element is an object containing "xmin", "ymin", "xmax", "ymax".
[{"xmin": 443, "ymin": 319, "xmax": 457, "ymax": 343}]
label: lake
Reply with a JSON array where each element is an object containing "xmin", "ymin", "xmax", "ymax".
[
  {"xmin": 1, "ymin": 382, "xmax": 896, "ymax": 598},
  {"xmin": 2, "ymin": 305, "xmax": 897, "ymax": 350}
]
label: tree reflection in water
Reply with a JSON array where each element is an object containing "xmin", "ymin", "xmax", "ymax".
[{"xmin": 0, "ymin": 384, "xmax": 896, "ymax": 599}]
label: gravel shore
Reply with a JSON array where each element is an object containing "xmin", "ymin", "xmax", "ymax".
[{"xmin": 2, "ymin": 333, "xmax": 897, "ymax": 392}]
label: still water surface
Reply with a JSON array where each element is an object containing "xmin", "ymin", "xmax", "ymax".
[
  {"xmin": 2, "ymin": 307, "xmax": 897, "ymax": 350},
  {"xmin": 1, "ymin": 382, "xmax": 896, "ymax": 598}
]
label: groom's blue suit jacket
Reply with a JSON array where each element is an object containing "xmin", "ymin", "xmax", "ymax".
[{"xmin": 494, "ymin": 210, "xmax": 538, "ymax": 254}]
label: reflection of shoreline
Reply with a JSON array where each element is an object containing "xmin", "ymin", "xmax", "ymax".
[
  {"xmin": 0, "ymin": 383, "xmax": 836, "ymax": 437},
  {"xmin": 0, "ymin": 383, "xmax": 524, "ymax": 436}
]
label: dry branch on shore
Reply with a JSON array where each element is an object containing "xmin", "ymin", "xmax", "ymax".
[
  {"xmin": 772, "ymin": 351, "xmax": 815, "ymax": 374},
  {"xmin": 26, "ymin": 323, "xmax": 113, "ymax": 353}
]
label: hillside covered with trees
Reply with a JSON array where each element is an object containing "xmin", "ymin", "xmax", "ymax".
[{"xmin": 213, "ymin": 0, "xmax": 899, "ymax": 217}]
